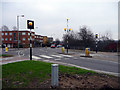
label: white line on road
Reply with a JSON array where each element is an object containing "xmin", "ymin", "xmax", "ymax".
[
  {"xmin": 39, "ymin": 55, "xmax": 53, "ymax": 59},
  {"xmin": 54, "ymin": 59, "xmax": 61, "ymax": 60},
  {"xmin": 32, "ymin": 56, "xmax": 41, "ymax": 59},
  {"xmin": 60, "ymin": 54, "xmax": 73, "ymax": 57},
  {"xmin": 51, "ymin": 55, "xmax": 62, "ymax": 58}
]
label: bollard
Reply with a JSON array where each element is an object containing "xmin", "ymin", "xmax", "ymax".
[
  {"xmin": 61, "ymin": 47, "xmax": 64, "ymax": 53},
  {"xmin": 51, "ymin": 64, "xmax": 59, "ymax": 88},
  {"xmin": 5, "ymin": 47, "xmax": 8, "ymax": 53},
  {"xmin": 85, "ymin": 48, "xmax": 90, "ymax": 56}
]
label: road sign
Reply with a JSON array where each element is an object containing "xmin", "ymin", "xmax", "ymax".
[{"xmin": 27, "ymin": 20, "xmax": 34, "ymax": 29}]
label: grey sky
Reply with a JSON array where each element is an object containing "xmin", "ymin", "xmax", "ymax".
[{"xmin": 1, "ymin": 0, "xmax": 118, "ymax": 40}]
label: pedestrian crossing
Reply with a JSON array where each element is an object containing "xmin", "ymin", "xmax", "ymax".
[
  {"xmin": 30, "ymin": 54, "xmax": 74, "ymax": 61},
  {"xmin": 39, "ymin": 55, "xmax": 53, "ymax": 59}
]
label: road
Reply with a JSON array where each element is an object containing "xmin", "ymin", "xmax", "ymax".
[{"xmin": 2, "ymin": 47, "xmax": 119, "ymax": 76}]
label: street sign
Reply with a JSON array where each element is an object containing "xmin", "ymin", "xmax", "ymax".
[{"xmin": 27, "ymin": 20, "xmax": 34, "ymax": 29}]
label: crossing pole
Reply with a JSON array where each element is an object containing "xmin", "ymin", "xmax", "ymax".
[
  {"xmin": 95, "ymin": 34, "xmax": 98, "ymax": 53},
  {"xmin": 64, "ymin": 18, "xmax": 71, "ymax": 54},
  {"xmin": 66, "ymin": 18, "xmax": 69, "ymax": 54},
  {"xmin": 30, "ymin": 29, "xmax": 32, "ymax": 60},
  {"xmin": 27, "ymin": 20, "xmax": 34, "ymax": 60},
  {"xmin": 96, "ymin": 40, "xmax": 98, "ymax": 53}
]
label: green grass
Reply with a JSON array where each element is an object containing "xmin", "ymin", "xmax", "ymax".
[
  {"xmin": 0, "ymin": 54, "xmax": 13, "ymax": 57},
  {"xmin": 2, "ymin": 60, "xmax": 96, "ymax": 88}
]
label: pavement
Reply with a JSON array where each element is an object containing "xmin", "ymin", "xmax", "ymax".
[{"xmin": 1, "ymin": 47, "xmax": 119, "ymax": 76}]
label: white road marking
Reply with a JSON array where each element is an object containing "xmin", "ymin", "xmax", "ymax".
[
  {"xmin": 51, "ymin": 55, "xmax": 62, "ymax": 58},
  {"xmin": 39, "ymin": 55, "xmax": 53, "ymax": 59},
  {"xmin": 32, "ymin": 56, "xmax": 41, "ymax": 59},
  {"xmin": 54, "ymin": 59, "xmax": 61, "ymax": 60},
  {"xmin": 74, "ymin": 58, "xmax": 78, "ymax": 60},
  {"xmin": 60, "ymin": 54, "xmax": 73, "ymax": 57},
  {"xmin": 64, "ymin": 58, "xmax": 69, "ymax": 60}
]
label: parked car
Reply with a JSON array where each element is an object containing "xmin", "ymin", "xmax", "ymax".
[
  {"xmin": 51, "ymin": 44, "xmax": 56, "ymax": 48},
  {"xmin": 57, "ymin": 45, "xmax": 62, "ymax": 48}
]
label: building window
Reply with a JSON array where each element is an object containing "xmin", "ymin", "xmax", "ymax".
[
  {"xmin": 2, "ymin": 33, "xmax": 4, "ymax": 35},
  {"xmin": 28, "ymin": 33, "xmax": 30, "ymax": 35},
  {"xmin": 22, "ymin": 38, "xmax": 25, "ymax": 41},
  {"xmin": 32, "ymin": 33, "xmax": 34, "ymax": 36},
  {"xmin": 9, "ymin": 33, "xmax": 12, "ymax": 35},
  {"xmin": 22, "ymin": 32, "xmax": 26, "ymax": 35},
  {"xmin": 9, "ymin": 38, "xmax": 12, "ymax": 41},
  {"xmin": 2, "ymin": 38, "xmax": 4, "ymax": 41},
  {"xmin": 5, "ymin": 38, "xmax": 7, "ymax": 41},
  {"xmin": 28, "ymin": 38, "xmax": 30, "ymax": 41},
  {"xmin": 5, "ymin": 33, "xmax": 8, "ymax": 35}
]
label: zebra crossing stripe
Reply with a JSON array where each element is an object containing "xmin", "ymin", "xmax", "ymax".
[
  {"xmin": 59, "ymin": 54, "xmax": 73, "ymax": 57},
  {"xmin": 51, "ymin": 55, "xmax": 62, "ymax": 58},
  {"xmin": 54, "ymin": 59, "xmax": 61, "ymax": 60},
  {"xmin": 32, "ymin": 56, "xmax": 41, "ymax": 59},
  {"xmin": 39, "ymin": 55, "xmax": 53, "ymax": 59}
]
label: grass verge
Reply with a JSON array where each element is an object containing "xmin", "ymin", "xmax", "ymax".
[
  {"xmin": 2, "ymin": 60, "xmax": 96, "ymax": 88},
  {"xmin": 0, "ymin": 54, "xmax": 13, "ymax": 57}
]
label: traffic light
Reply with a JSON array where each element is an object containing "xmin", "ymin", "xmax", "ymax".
[
  {"xmin": 64, "ymin": 28, "xmax": 66, "ymax": 31},
  {"xmin": 96, "ymin": 34, "xmax": 98, "ymax": 38},
  {"xmin": 27, "ymin": 20, "xmax": 34, "ymax": 29},
  {"xmin": 69, "ymin": 28, "xmax": 71, "ymax": 31}
]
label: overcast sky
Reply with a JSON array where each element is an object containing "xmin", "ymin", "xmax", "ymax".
[{"xmin": 1, "ymin": 0, "xmax": 119, "ymax": 40}]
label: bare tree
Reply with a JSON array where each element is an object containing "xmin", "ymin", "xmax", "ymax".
[
  {"xmin": 12, "ymin": 26, "xmax": 17, "ymax": 31},
  {"xmin": 101, "ymin": 31, "xmax": 112, "ymax": 41},
  {"xmin": 55, "ymin": 38, "xmax": 60, "ymax": 45},
  {"xmin": 1, "ymin": 25, "xmax": 9, "ymax": 31},
  {"xmin": 78, "ymin": 26, "xmax": 95, "ymax": 48}
]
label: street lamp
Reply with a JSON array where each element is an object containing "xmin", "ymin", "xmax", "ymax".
[
  {"xmin": 17, "ymin": 15, "xmax": 24, "ymax": 49},
  {"xmin": 64, "ymin": 18, "xmax": 71, "ymax": 54}
]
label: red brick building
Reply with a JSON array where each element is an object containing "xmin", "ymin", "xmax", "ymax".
[{"xmin": 1, "ymin": 30, "xmax": 35, "ymax": 48}]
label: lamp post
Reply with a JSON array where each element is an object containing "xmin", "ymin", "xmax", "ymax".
[
  {"xmin": 64, "ymin": 18, "xmax": 71, "ymax": 54},
  {"xmin": 17, "ymin": 15, "xmax": 24, "ymax": 49}
]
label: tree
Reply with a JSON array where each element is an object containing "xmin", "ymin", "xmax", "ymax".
[
  {"xmin": 1, "ymin": 25, "xmax": 9, "ymax": 31},
  {"xmin": 55, "ymin": 38, "xmax": 60, "ymax": 45},
  {"xmin": 100, "ymin": 31, "xmax": 112, "ymax": 41},
  {"xmin": 78, "ymin": 26, "xmax": 95, "ymax": 48},
  {"xmin": 12, "ymin": 26, "xmax": 17, "ymax": 31}
]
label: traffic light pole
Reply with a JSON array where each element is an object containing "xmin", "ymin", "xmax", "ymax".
[
  {"xmin": 67, "ymin": 19, "xmax": 68, "ymax": 54},
  {"xmin": 30, "ymin": 29, "xmax": 32, "ymax": 60},
  {"xmin": 96, "ymin": 40, "xmax": 98, "ymax": 53}
]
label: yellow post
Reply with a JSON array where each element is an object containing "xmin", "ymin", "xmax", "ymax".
[
  {"xmin": 62, "ymin": 47, "xmax": 64, "ymax": 53},
  {"xmin": 5, "ymin": 47, "xmax": 8, "ymax": 53},
  {"xmin": 85, "ymin": 48, "xmax": 90, "ymax": 56},
  {"xmin": 85, "ymin": 48, "xmax": 88, "ymax": 56}
]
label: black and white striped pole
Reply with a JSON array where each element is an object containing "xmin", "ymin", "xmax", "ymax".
[
  {"xmin": 95, "ymin": 34, "xmax": 98, "ymax": 53},
  {"xmin": 64, "ymin": 18, "xmax": 71, "ymax": 54},
  {"xmin": 30, "ymin": 29, "xmax": 32, "ymax": 60},
  {"xmin": 27, "ymin": 20, "xmax": 34, "ymax": 60}
]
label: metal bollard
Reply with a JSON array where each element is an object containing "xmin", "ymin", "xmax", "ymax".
[{"xmin": 51, "ymin": 64, "xmax": 59, "ymax": 88}]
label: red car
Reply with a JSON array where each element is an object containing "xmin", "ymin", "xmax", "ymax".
[{"xmin": 51, "ymin": 44, "xmax": 56, "ymax": 48}]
